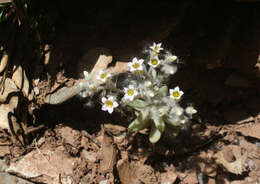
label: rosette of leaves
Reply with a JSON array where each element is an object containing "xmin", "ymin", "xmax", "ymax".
[{"xmin": 127, "ymin": 85, "xmax": 182, "ymax": 143}]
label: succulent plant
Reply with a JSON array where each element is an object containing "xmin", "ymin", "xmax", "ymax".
[{"xmin": 79, "ymin": 42, "xmax": 197, "ymax": 143}]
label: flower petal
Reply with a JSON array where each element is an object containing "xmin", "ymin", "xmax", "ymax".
[
  {"xmin": 102, "ymin": 105, "xmax": 107, "ymax": 111},
  {"xmin": 108, "ymin": 96, "xmax": 114, "ymax": 101},
  {"xmin": 138, "ymin": 59, "xmax": 144, "ymax": 64},
  {"xmin": 98, "ymin": 70, "xmax": 104, "ymax": 74},
  {"xmin": 101, "ymin": 97, "xmax": 107, "ymax": 103},
  {"xmin": 113, "ymin": 101, "xmax": 119, "ymax": 107},
  {"xmin": 132, "ymin": 57, "xmax": 138, "ymax": 62},
  {"xmin": 174, "ymin": 86, "xmax": 180, "ymax": 91},
  {"xmin": 128, "ymin": 85, "xmax": 134, "ymax": 89},
  {"xmin": 107, "ymin": 107, "xmax": 113, "ymax": 114},
  {"xmin": 179, "ymin": 91, "xmax": 184, "ymax": 97}
]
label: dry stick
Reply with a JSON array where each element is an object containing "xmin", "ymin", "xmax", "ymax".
[
  {"xmin": 45, "ymin": 56, "xmax": 129, "ymax": 105},
  {"xmin": 24, "ymin": 124, "xmax": 45, "ymax": 135}
]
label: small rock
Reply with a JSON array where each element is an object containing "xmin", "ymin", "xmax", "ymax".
[
  {"xmin": 225, "ymin": 73, "xmax": 252, "ymax": 88},
  {"xmin": 12, "ymin": 65, "xmax": 30, "ymax": 96}
]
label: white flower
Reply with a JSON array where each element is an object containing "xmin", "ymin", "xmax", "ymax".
[
  {"xmin": 123, "ymin": 85, "xmax": 138, "ymax": 101},
  {"xmin": 149, "ymin": 42, "xmax": 163, "ymax": 54},
  {"xmin": 128, "ymin": 57, "xmax": 144, "ymax": 73},
  {"xmin": 185, "ymin": 106, "xmax": 197, "ymax": 115},
  {"xmin": 97, "ymin": 70, "xmax": 111, "ymax": 83},
  {"xmin": 169, "ymin": 86, "xmax": 184, "ymax": 100},
  {"xmin": 101, "ymin": 96, "xmax": 119, "ymax": 114},
  {"xmin": 148, "ymin": 56, "xmax": 161, "ymax": 68}
]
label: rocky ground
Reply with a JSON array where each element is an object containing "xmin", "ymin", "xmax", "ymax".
[{"xmin": 0, "ymin": 0, "xmax": 260, "ymax": 183}]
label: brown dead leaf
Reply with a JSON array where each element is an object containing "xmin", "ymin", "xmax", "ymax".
[
  {"xmin": 135, "ymin": 162, "xmax": 157, "ymax": 184},
  {"xmin": 104, "ymin": 123, "xmax": 126, "ymax": 136},
  {"xmin": 216, "ymin": 145, "xmax": 248, "ymax": 175},
  {"xmin": 160, "ymin": 165, "xmax": 178, "ymax": 184},
  {"xmin": 117, "ymin": 159, "xmax": 142, "ymax": 184},
  {"xmin": 99, "ymin": 128, "xmax": 117, "ymax": 173}
]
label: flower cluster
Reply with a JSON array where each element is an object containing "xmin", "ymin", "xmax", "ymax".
[{"xmin": 79, "ymin": 42, "xmax": 196, "ymax": 143}]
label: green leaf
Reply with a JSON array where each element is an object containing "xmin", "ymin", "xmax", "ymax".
[
  {"xmin": 157, "ymin": 85, "xmax": 168, "ymax": 97},
  {"xmin": 128, "ymin": 113, "xmax": 150, "ymax": 132},
  {"xmin": 149, "ymin": 124, "xmax": 162, "ymax": 143},
  {"xmin": 164, "ymin": 116, "xmax": 181, "ymax": 127},
  {"xmin": 127, "ymin": 99, "xmax": 148, "ymax": 111},
  {"xmin": 140, "ymin": 108, "xmax": 149, "ymax": 121},
  {"xmin": 153, "ymin": 116, "xmax": 165, "ymax": 132}
]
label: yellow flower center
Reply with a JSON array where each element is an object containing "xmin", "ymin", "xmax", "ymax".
[
  {"xmin": 172, "ymin": 91, "xmax": 180, "ymax": 98},
  {"xmin": 154, "ymin": 46, "xmax": 159, "ymax": 53},
  {"xmin": 133, "ymin": 62, "xmax": 140, "ymax": 69},
  {"xmin": 105, "ymin": 100, "xmax": 113, "ymax": 108},
  {"xmin": 135, "ymin": 70, "xmax": 142, "ymax": 74},
  {"xmin": 151, "ymin": 58, "xmax": 158, "ymax": 66},
  {"xmin": 101, "ymin": 73, "xmax": 107, "ymax": 79},
  {"xmin": 127, "ymin": 89, "xmax": 134, "ymax": 96}
]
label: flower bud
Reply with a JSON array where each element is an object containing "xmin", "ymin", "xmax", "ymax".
[
  {"xmin": 185, "ymin": 106, "xmax": 197, "ymax": 115},
  {"xmin": 168, "ymin": 55, "xmax": 177, "ymax": 63},
  {"xmin": 145, "ymin": 81, "xmax": 152, "ymax": 88}
]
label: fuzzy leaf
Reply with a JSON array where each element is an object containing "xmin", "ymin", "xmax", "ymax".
[
  {"xmin": 149, "ymin": 124, "xmax": 162, "ymax": 143},
  {"xmin": 164, "ymin": 116, "xmax": 181, "ymax": 127},
  {"xmin": 128, "ymin": 113, "xmax": 149, "ymax": 132},
  {"xmin": 153, "ymin": 116, "xmax": 165, "ymax": 132},
  {"xmin": 151, "ymin": 68, "xmax": 157, "ymax": 79},
  {"xmin": 127, "ymin": 99, "xmax": 148, "ymax": 111},
  {"xmin": 140, "ymin": 108, "xmax": 149, "ymax": 121},
  {"xmin": 157, "ymin": 85, "xmax": 168, "ymax": 97}
]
